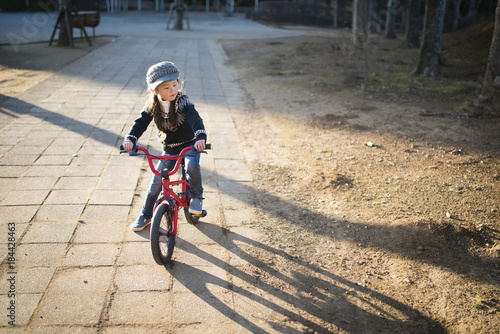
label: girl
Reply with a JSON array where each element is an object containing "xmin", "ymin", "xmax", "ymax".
[{"xmin": 122, "ymin": 61, "xmax": 207, "ymax": 231}]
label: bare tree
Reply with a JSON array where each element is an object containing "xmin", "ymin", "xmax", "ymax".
[
  {"xmin": 353, "ymin": 0, "xmax": 371, "ymax": 46},
  {"xmin": 480, "ymin": 0, "xmax": 500, "ymax": 106},
  {"xmin": 465, "ymin": 0, "xmax": 480, "ymax": 22},
  {"xmin": 384, "ymin": 0, "xmax": 398, "ymax": 39},
  {"xmin": 413, "ymin": 0, "xmax": 447, "ymax": 77},
  {"xmin": 406, "ymin": 0, "xmax": 421, "ymax": 48},
  {"xmin": 174, "ymin": 0, "xmax": 185, "ymax": 30},
  {"xmin": 451, "ymin": 0, "xmax": 461, "ymax": 31}
]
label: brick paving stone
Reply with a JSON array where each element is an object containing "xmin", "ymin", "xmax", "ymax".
[
  {"xmin": 22, "ymin": 222, "xmax": 77, "ymax": 244},
  {"xmin": 44, "ymin": 189, "xmax": 93, "ymax": 205},
  {"xmin": 48, "ymin": 266, "xmax": 114, "ymax": 293},
  {"xmin": 215, "ymin": 159, "xmax": 250, "ymax": 171},
  {"xmin": 23, "ymin": 165, "xmax": 67, "ymax": 177},
  {"xmin": 72, "ymin": 222, "xmax": 127, "ymax": 244},
  {"xmin": 216, "ymin": 168, "xmax": 253, "ymax": 182},
  {"xmin": 95, "ymin": 166, "xmax": 141, "ymax": 190},
  {"xmin": 227, "ymin": 225, "xmax": 263, "ymax": 241},
  {"xmin": 0, "ymin": 178, "xmax": 16, "ymax": 192},
  {"xmin": 107, "ymin": 291, "xmax": 172, "ymax": 325},
  {"xmin": 0, "ymin": 206, "xmax": 38, "ymax": 223},
  {"xmin": 101, "ymin": 326, "xmax": 170, "ymax": 333},
  {"xmin": 173, "ymin": 243, "xmax": 229, "ymax": 268},
  {"xmin": 26, "ymin": 326, "xmax": 97, "ymax": 333},
  {"xmin": 173, "ymin": 322, "xmax": 239, "ymax": 334},
  {"xmin": 0, "ymin": 154, "xmax": 39, "ymax": 166},
  {"xmin": 172, "ymin": 291, "xmax": 233, "ymax": 323},
  {"xmin": 0, "ymin": 11, "xmax": 303, "ymax": 332},
  {"xmin": 62, "ymin": 244, "xmax": 120, "ymax": 267},
  {"xmin": 31, "ymin": 292, "xmax": 107, "ymax": 326},
  {"xmin": 33, "ymin": 155, "xmax": 74, "ymax": 166},
  {"xmin": 33, "ymin": 204, "xmax": 85, "ymax": 222},
  {"xmin": 223, "ymin": 208, "xmax": 256, "ymax": 227},
  {"xmin": 0, "ymin": 267, "xmax": 55, "ymax": 294},
  {"xmin": 43, "ymin": 145, "xmax": 81, "ymax": 155},
  {"xmin": 13, "ymin": 176, "xmax": 59, "ymax": 190},
  {"xmin": 15, "ymin": 243, "xmax": 68, "ymax": 267},
  {"xmin": 0, "ymin": 189, "xmax": 50, "ymax": 206},
  {"xmin": 219, "ymin": 193, "xmax": 256, "ymax": 211},
  {"xmin": 114, "ymin": 265, "xmax": 171, "ymax": 291},
  {"xmin": 123, "ymin": 226, "xmax": 150, "ymax": 243},
  {"xmin": 117, "ymin": 241, "xmax": 153, "ymax": 265},
  {"xmin": 88, "ymin": 189, "xmax": 135, "ymax": 205},
  {"xmin": 53, "ymin": 176, "xmax": 99, "ymax": 190},
  {"xmin": 217, "ymin": 180, "xmax": 253, "ymax": 194},
  {"xmin": 0, "ymin": 165, "xmax": 29, "ymax": 177},
  {"xmin": 0, "ymin": 293, "xmax": 43, "ymax": 327},
  {"xmin": 79, "ymin": 205, "xmax": 130, "ymax": 223},
  {"xmin": 171, "ymin": 262, "xmax": 231, "ymax": 294},
  {"xmin": 176, "ymin": 222, "xmax": 223, "ymax": 245}
]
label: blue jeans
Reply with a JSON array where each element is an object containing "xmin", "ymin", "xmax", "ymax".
[{"xmin": 141, "ymin": 148, "xmax": 203, "ymax": 219}]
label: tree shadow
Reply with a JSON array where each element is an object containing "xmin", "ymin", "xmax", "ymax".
[
  {"xmin": 0, "ymin": 95, "xmax": 124, "ymax": 148},
  {"xmin": 211, "ymin": 171, "xmax": 500, "ymax": 288},
  {"xmin": 168, "ymin": 224, "xmax": 445, "ymax": 333}
]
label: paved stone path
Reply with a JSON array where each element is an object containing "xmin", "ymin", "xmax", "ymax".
[{"xmin": 0, "ymin": 11, "xmax": 303, "ymax": 332}]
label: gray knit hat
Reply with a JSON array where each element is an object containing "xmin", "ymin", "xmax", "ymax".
[{"xmin": 146, "ymin": 61, "xmax": 179, "ymax": 90}]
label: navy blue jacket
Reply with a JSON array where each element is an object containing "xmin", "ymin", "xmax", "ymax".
[{"xmin": 125, "ymin": 94, "xmax": 207, "ymax": 154}]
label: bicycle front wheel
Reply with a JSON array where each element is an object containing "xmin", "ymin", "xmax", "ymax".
[{"xmin": 150, "ymin": 202, "xmax": 176, "ymax": 265}]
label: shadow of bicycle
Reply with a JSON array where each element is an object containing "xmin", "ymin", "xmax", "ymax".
[{"xmin": 165, "ymin": 222, "xmax": 444, "ymax": 333}]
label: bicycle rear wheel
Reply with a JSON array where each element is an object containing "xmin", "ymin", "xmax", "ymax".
[{"xmin": 150, "ymin": 202, "xmax": 176, "ymax": 265}]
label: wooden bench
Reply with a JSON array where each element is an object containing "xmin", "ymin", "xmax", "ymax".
[{"xmin": 71, "ymin": 10, "xmax": 100, "ymax": 39}]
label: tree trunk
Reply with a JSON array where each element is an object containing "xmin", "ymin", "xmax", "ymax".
[
  {"xmin": 466, "ymin": 0, "xmax": 479, "ymax": 21},
  {"xmin": 227, "ymin": 0, "xmax": 234, "ymax": 14},
  {"xmin": 406, "ymin": 0, "xmax": 421, "ymax": 48},
  {"xmin": 333, "ymin": 0, "xmax": 339, "ymax": 28},
  {"xmin": 57, "ymin": 3, "xmax": 71, "ymax": 47},
  {"xmin": 413, "ymin": 0, "xmax": 447, "ymax": 77},
  {"xmin": 333, "ymin": 0, "xmax": 347, "ymax": 28},
  {"xmin": 174, "ymin": 0, "xmax": 184, "ymax": 30},
  {"xmin": 353, "ymin": 0, "xmax": 371, "ymax": 46},
  {"xmin": 451, "ymin": 0, "xmax": 461, "ymax": 31},
  {"xmin": 480, "ymin": 0, "xmax": 500, "ymax": 106},
  {"xmin": 384, "ymin": 0, "xmax": 397, "ymax": 39}
]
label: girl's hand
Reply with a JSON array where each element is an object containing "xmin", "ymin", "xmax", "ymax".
[
  {"xmin": 194, "ymin": 140, "xmax": 206, "ymax": 151},
  {"xmin": 122, "ymin": 141, "xmax": 134, "ymax": 152}
]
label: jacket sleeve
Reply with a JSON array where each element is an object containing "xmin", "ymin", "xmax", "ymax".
[
  {"xmin": 182, "ymin": 96, "xmax": 207, "ymax": 142},
  {"xmin": 124, "ymin": 107, "xmax": 153, "ymax": 145}
]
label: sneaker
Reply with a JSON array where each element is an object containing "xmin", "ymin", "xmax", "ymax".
[
  {"xmin": 131, "ymin": 215, "xmax": 151, "ymax": 231},
  {"xmin": 189, "ymin": 198, "xmax": 202, "ymax": 215}
]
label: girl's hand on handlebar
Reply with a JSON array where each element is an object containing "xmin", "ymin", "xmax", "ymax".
[
  {"xmin": 122, "ymin": 141, "xmax": 134, "ymax": 152},
  {"xmin": 194, "ymin": 139, "xmax": 205, "ymax": 151}
]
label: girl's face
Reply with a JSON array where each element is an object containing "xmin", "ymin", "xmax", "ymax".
[{"xmin": 154, "ymin": 80, "xmax": 179, "ymax": 102}]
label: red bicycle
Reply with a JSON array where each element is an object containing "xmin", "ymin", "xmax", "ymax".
[{"xmin": 120, "ymin": 144, "xmax": 211, "ymax": 264}]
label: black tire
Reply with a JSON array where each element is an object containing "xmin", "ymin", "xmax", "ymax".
[
  {"xmin": 184, "ymin": 184, "xmax": 200, "ymax": 225},
  {"xmin": 150, "ymin": 202, "xmax": 176, "ymax": 265}
]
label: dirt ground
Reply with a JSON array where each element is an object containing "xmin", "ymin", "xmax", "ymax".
[
  {"xmin": 1, "ymin": 22, "xmax": 499, "ymax": 333},
  {"xmin": 221, "ymin": 21, "xmax": 500, "ymax": 333}
]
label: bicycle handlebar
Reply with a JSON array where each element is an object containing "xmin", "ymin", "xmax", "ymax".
[{"xmin": 119, "ymin": 143, "xmax": 211, "ymax": 177}]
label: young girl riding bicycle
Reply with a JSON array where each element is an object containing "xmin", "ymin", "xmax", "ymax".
[{"xmin": 122, "ymin": 61, "xmax": 207, "ymax": 231}]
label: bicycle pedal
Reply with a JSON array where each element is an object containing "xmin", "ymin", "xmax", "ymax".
[{"xmin": 193, "ymin": 210, "xmax": 207, "ymax": 218}]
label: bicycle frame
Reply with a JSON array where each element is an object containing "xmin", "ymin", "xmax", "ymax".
[
  {"xmin": 121, "ymin": 143, "xmax": 209, "ymax": 264},
  {"xmin": 134, "ymin": 145, "xmax": 194, "ymax": 235}
]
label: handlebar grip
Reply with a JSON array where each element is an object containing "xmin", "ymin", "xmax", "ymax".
[
  {"xmin": 205, "ymin": 143, "xmax": 211, "ymax": 150},
  {"xmin": 119, "ymin": 144, "xmax": 138, "ymax": 155}
]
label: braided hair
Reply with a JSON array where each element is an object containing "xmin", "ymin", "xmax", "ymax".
[{"xmin": 147, "ymin": 90, "xmax": 185, "ymax": 133}]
